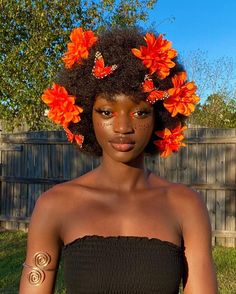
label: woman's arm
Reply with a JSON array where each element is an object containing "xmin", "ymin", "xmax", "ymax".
[
  {"xmin": 175, "ymin": 185, "xmax": 218, "ymax": 293},
  {"xmin": 19, "ymin": 190, "xmax": 63, "ymax": 294}
]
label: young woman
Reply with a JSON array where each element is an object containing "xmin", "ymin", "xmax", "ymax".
[{"xmin": 19, "ymin": 27, "xmax": 218, "ymax": 293}]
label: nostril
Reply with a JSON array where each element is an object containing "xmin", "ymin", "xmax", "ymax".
[{"xmin": 113, "ymin": 120, "xmax": 134, "ymax": 134}]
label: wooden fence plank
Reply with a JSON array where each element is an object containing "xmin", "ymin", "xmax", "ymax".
[
  {"xmin": 225, "ymin": 130, "xmax": 236, "ymax": 247},
  {"xmin": 188, "ymin": 136, "xmax": 198, "ymax": 184},
  {"xmin": 215, "ymin": 137, "xmax": 226, "ymax": 246},
  {"xmin": 197, "ymin": 189, "xmax": 207, "ymax": 203},
  {"xmin": 27, "ymin": 184, "xmax": 35, "ymax": 217},
  {"xmin": 197, "ymin": 144, "xmax": 207, "ymax": 184},
  {"xmin": 216, "ymin": 190, "xmax": 226, "ymax": 246},
  {"xmin": 176, "ymin": 143, "xmax": 188, "ymax": 184},
  {"xmin": 207, "ymin": 190, "xmax": 216, "ymax": 246},
  {"xmin": 0, "ymin": 176, "xmax": 68, "ymax": 184},
  {"xmin": 225, "ymin": 190, "xmax": 236, "ymax": 247},
  {"xmin": 0, "ymin": 145, "xmax": 23, "ymax": 151},
  {"xmin": 164, "ymin": 153, "xmax": 178, "ymax": 182},
  {"xmin": 20, "ymin": 184, "xmax": 27, "ymax": 219}
]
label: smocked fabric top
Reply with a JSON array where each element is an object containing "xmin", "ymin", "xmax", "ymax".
[{"xmin": 63, "ymin": 235, "xmax": 184, "ymax": 293}]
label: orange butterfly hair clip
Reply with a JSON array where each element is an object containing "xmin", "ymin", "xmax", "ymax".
[
  {"xmin": 142, "ymin": 75, "xmax": 169, "ymax": 104},
  {"xmin": 92, "ymin": 51, "xmax": 118, "ymax": 79}
]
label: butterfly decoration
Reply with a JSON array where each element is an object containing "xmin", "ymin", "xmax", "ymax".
[
  {"xmin": 64, "ymin": 127, "xmax": 84, "ymax": 148},
  {"xmin": 92, "ymin": 51, "xmax": 118, "ymax": 79},
  {"xmin": 142, "ymin": 75, "xmax": 169, "ymax": 104}
]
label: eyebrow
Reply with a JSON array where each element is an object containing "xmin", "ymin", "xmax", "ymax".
[{"xmin": 95, "ymin": 97, "xmax": 151, "ymax": 106}]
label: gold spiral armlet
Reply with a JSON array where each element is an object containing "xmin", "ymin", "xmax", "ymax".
[
  {"xmin": 22, "ymin": 262, "xmax": 57, "ymax": 272},
  {"xmin": 22, "ymin": 252, "xmax": 57, "ymax": 286}
]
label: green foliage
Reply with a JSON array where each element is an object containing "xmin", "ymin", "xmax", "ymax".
[
  {"xmin": 181, "ymin": 50, "xmax": 236, "ymax": 128},
  {"xmin": 0, "ymin": 0, "xmax": 157, "ymax": 131},
  {"xmin": 0, "ymin": 230, "xmax": 65, "ymax": 293},
  {"xmin": 190, "ymin": 93, "xmax": 236, "ymax": 128},
  {"xmin": 0, "ymin": 230, "xmax": 27, "ymax": 293},
  {"xmin": 213, "ymin": 246, "xmax": 236, "ymax": 293}
]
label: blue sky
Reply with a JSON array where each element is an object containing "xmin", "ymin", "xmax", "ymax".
[{"xmin": 144, "ymin": 0, "xmax": 236, "ymax": 62}]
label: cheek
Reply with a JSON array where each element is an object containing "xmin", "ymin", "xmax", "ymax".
[
  {"xmin": 93, "ymin": 121, "xmax": 113, "ymax": 141},
  {"xmin": 133, "ymin": 119, "xmax": 154, "ymax": 146},
  {"xmin": 94, "ymin": 121, "xmax": 113, "ymax": 128},
  {"xmin": 133, "ymin": 120, "xmax": 154, "ymax": 132}
]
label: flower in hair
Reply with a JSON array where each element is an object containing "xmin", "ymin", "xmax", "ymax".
[
  {"xmin": 64, "ymin": 127, "xmax": 84, "ymax": 147},
  {"xmin": 154, "ymin": 124, "xmax": 187, "ymax": 158},
  {"xmin": 92, "ymin": 51, "xmax": 118, "ymax": 79},
  {"xmin": 41, "ymin": 83, "xmax": 83, "ymax": 128},
  {"xmin": 142, "ymin": 76, "xmax": 169, "ymax": 104},
  {"xmin": 164, "ymin": 72, "xmax": 200, "ymax": 117},
  {"xmin": 132, "ymin": 33, "xmax": 177, "ymax": 79},
  {"xmin": 62, "ymin": 27, "xmax": 98, "ymax": 69}
]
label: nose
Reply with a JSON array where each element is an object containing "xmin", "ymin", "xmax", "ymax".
[{"xmin": 113, "ymin": 112, "xmax": 134, "ymax": 134}]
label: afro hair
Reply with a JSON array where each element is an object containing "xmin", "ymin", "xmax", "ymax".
[{"xmin": 56, "ymin": 27, "xmax": 187, "ymax": 156}]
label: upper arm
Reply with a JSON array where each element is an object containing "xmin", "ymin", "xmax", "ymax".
[
  {"xmin": 176, "ymin": 186, "xmax": 218, "ymax": 293},
  {"xmin": 19, "ymin": 190, "xmax": 63, "ymax": 294}
]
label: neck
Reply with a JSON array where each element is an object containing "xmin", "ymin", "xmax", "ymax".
[{"xmin": 96, "ymin": 153, "xmax": 150, "ymax": 192}]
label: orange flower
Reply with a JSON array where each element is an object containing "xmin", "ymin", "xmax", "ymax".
[
  {"xmin": 62, "ymin": 27, "xmax": 98, "ymax": 69},
  {"xmin": 64, "ymin": 127, "xmax": 84, "ymax": 147},
  {"xmin": 154, "ymin": 125, "xmax": 187, "ymax": 158},
  {"xmin": 132, "ymin": 33, "xmax": 177, "ymax": 79},
  {"xmin": 164, "ymin": 72, "xmax": 200, "ymax": 117},
  {"xmin": 42, "ymin": 83, "xmax": 83, "ymax": 128}
]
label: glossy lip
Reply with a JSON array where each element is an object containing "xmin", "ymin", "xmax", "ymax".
[
  {"xmin": 109, "ymin": 136, "xmax": 135, "ymax": 152},
  {"xmin": 110, "ymin": 142, "xmax": 135, "ymax": 152}
]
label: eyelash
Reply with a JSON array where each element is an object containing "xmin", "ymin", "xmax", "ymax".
[
  {"xmin": 131, "ymin": 110, "xmax": 152, "ymax": 118},
  {"xmin": 95, "ymin": 109, "xmax": 113, "ymax": 118},
  {"xmin": 94, "ymin": 108, "xmax": 152, "ymax": 119}
]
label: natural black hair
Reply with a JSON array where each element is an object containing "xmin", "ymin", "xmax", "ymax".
[{"xmin": 56, "ymin": 27, "xmax": 187, "ymax": 156}]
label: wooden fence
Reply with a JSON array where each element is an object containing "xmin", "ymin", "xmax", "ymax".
[{"xmin": 0, "ymin": 128, "xmax": 235, "ymax": 247}]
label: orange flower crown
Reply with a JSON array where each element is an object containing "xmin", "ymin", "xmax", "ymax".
[{"xmin": 42, "ymin": 27, "xmax": 200, "ymax": 157}]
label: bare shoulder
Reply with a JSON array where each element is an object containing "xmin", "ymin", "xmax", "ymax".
[
  {"xmin": 168, "ymin": 183, "xmax": 208, "ymax": 226},
  {"xmin": 35, "ymin": 171, "xmax": 93, "ymax": 208},
  {"xmin": 164, "ymin": 182, "xmax": 213, "ymax": 251},
  {"xmin": 150, "ymin": 173, "xmax": 203, "ymax": 204},
  {"xmin": 26, "ymin": 176, "xmax": 90, "ymax": 255},
  {"xmin": 164, "ymin": 186, "xmax": 217, "ymax": 292},
  {"xmin": 20, "ymin": 177, "xmax": 87, "ymax": 293},
  {"xmin": 168, "ymin": 182, "xmax": 205, "ymax": 209},
  {"xmin": 150, "ymin": 173, "xmax": 209, "ymax": 235}
]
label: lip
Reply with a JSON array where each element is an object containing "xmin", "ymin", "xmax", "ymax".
[
  {"xmin": 109, "ymin": 136, "xmax": 135, "ymax": 152},
  {"xmin": 110, "ymin": 142, "xmax": 135, "ymax": 152},
  {"xmin": 109, "ymin": 136, "xmax": 135, "ymax": 144}
]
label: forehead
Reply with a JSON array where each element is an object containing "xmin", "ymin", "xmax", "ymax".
[{"xmin": 94, "ymin": 93, "xmax": 152, "ymax": 108}]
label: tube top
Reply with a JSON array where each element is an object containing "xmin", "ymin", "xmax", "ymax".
[{"xmin": 63, "ymin": 235, "xmax": 184, "ymax": 294}]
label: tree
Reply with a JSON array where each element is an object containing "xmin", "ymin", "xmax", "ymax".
[
  {"xmin": 180, "ymin": 50, "xmax": 236, "ymax": 128},
  {"xmin": 189, "ymin": 93, "xmax": 236, "ymax": 128},
  {"xmin": 181, "ymin": 50, "xmax": 236, "ymax": 100},
  {"xmin": 0, "ymin": 0, "xmax": 157, "ymax": 131}
]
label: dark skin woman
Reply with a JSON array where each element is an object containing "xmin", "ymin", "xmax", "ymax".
[{"xmin": 19, "ymin": 27, "xmax": 218, "ymax": 293}]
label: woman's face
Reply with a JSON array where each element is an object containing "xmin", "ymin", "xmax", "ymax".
[{"xmin": 92, "ymin": 93, "xmax": 154, "ymax": 163}]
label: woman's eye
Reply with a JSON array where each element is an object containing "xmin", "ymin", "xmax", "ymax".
[
  {"xmin": 131, "ymin": 110, "xmax": 152, "ymax": 118},
  {"xmin": 95, "ymin": 109, "xmax": 113, "ymax": 118}
]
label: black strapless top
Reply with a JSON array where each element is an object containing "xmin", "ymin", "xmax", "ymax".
[{"xmin": 63, "ymin": 235, "xmax": 184, "ymax": 294}]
